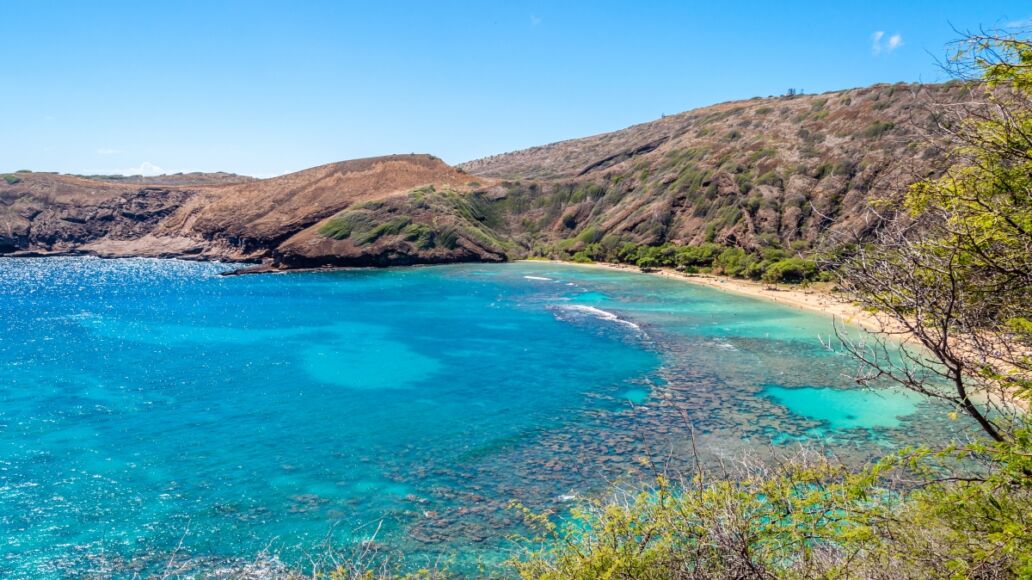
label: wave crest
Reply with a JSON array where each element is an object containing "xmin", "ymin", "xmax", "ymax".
[{"xmin": 552, "ymin": 304, "xmax": 643, "ymax": 333}]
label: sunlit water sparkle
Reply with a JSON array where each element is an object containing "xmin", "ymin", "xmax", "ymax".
[{"xmin": 0, "ymin": 258, "xmax": 967, "ymax": 576}]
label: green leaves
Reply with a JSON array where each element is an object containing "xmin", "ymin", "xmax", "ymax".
[{"xmin": 509, "ymin": 424, "xmax": 1032, "ymax": 578}]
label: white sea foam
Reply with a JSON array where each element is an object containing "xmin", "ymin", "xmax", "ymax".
[
  {"xmin": 523, "ymin": 275, "xmax": 552, "ymax": 281},
  {"xmin": 555, "ymin": 304, "xmax": 643, "ymax": 332}
]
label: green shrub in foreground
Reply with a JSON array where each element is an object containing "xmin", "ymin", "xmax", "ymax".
[{"xmin": 509, "ymin": 423, "xmax": 1032, "ymax": 579}]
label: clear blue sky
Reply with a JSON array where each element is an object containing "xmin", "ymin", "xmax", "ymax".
[{"xmin": 2, "ymin": 1, "xmax": 1029, "ymax": 176}]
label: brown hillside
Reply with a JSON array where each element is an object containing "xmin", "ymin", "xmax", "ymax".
[
  {"xmin": 459, "ymin": 82, "xmax": 962, "ymax": 251},
  {"xmin": 1, "ymin": 82, "xmax": 967, "ymax": 269},
  {"xmin": 154, "ymin": 154, "xmax": 478, "ymax": 256},
  {"xmin": 79, "ymin": 172, "xmax": 256, "ymax": 186},
  {"xmin": 0, "ymin": 155, "xmax": 495, "ymax": 264}
]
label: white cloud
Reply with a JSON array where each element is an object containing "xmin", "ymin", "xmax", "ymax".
[
  {"xmin": 1005, "ymin": 17, "xmax": 1032, "ymax": 29},
  {"xmin": 115, "ymin": 161, "xmax": 166, "ymax": 176},
  {"xmin": 251, "ymin": 170, "xmax": 291, "ymax": 179},
  {"xmin": 96, "ymin": 148, "xmax": 120, "ymax": 156},
  {"xmin": 871, "ymin": 31, "xmax": 903, "ymax": 55},
  {"xmin": 530, "ymin": 14, "xmax": 542, "ymax": 27}
]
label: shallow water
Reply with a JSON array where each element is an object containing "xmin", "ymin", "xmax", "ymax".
[{"xmin": 0, "ymin": 258, "xmax": 968, "ymax": 575}]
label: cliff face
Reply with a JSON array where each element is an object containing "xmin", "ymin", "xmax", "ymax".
[
  {"xmin": 0, "ymin": 82, "xmax": 963, "ymax": 269},
  {"xmin": 0, "ymin": 155, "xmax": 507, "ymax": 267},
  {"xmin": 0, "ymin": 173, "xmax": 196, "ymax": 255}
]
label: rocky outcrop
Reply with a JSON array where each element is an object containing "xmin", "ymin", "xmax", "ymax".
[{"xmin": 0, "ymin": 155, "xmax": 498, "ymax": 268}]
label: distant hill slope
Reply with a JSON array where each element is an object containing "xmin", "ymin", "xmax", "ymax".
[
  {"xmin": 0, "ymin": 82, "xmax": 965, "ymax": 269},
  {"xmin": 458, "ymin": 82, "xmax": 962, "ymax": 251},
  {"xmin": 77, "ymin": 172, "xmax": 256, "ymax": 186}
]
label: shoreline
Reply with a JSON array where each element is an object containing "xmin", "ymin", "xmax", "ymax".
[
  {"xmin": 527, "ymin": 259, "xmax": 1031, "ymax": 413},
  {"xmin": 520, "ymin": 259, "xmax": 896, "ymax": 334},
  {"xmin": 1, "ymin": 252, "xmax": 884, "ymax": 330}
]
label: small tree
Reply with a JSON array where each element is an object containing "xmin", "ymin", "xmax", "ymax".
[
  {"xmin": 836, "ymin": 32, "xmax": 1032, "ymax": 442},
  {"xmin": 761, "ymin": 257, "xmax": 817, "ymax": 284}
]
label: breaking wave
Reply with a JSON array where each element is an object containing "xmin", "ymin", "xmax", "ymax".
[{"xmin": 552, "ymin": 304, "xmax": 643, "ymax": 333}]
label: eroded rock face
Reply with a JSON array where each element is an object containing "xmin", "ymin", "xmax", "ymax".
[
  {"xmin": 0, "ymin": 155, "xmax": 494, "ymax": 267},
  {"xmin": 0, "ymin": 175, "xmax": 199, "ymax": 255}
]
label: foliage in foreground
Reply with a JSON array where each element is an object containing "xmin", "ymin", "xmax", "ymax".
[
  {"xmin": 314, "ymin": 426, "xmax": 1031, "ymax": 579},
  {"xmin": 306, "ymin": 424, "xmax": 1030, "ymax": 579},
  {"xmin": 509, "ymin": 428, "xmax": 1032, "ymax": 579},
  {"xmin": 833, "ymin": 31, "xmax": 1032, "ymax": 443}
]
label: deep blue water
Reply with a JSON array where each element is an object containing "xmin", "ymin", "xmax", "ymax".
[{"xmin": 0, "ymin": 258, "xmax": 964, "ymax": 576}]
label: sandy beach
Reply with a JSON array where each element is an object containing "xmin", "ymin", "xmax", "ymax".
[
  {"xmin": 522, "ymin": 259, "xmax": 894, "ymax": 333},
  {"xmin": 527, "ymin": 259, "xmax": 1032, "ymax": 412}
]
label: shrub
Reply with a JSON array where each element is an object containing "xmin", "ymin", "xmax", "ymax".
[
  {"xmin": 318, "ymin": 211, "xmax": 375, "ymax": 240},
  {"xmin": 713, "ymin": 247, "xmax": 754, "ymax": 277},
  {"xmin": 354, "ymin": 216, "xmax": 411, "ymax": 245},
  {"xmin": 570, "ymin": 183, "xmax": 606, "ymax": 203},
  {"xmin": 510, "ymin": 428, "xmax": 1032, "ymax": 579},
  {"xmin": 580, "ymin": 243, "xmax": 607, "ymax": 261},
  {"xmin": 617, "ymin": 242, "xmax": 643, "ymax": 264},
  {"xmin": 511, "ymin": 456, "xmax": 878, "ymax": 579},
  {"xmin": 436, "ymin": 226, "xmax": 460, "ymax": 249},
  {"xmin": 401, "ymin": 223, "xmax": 437, "ymax": 249},
  {"xmin": 576, "ymin": 225, "xmax": 603, "ymax": 244},
  {"xmin": 755, "ymin": 170, "xmax": 783, "ymax": 188},
  {"xmin": 586, "ymin": 241, "xmax": 818, "ymax": 285},
  {"xmin": 861, "ymin": 120, "xmax": 895, "ymax": 138},
  {"xmin": 2, "ymin": 174, "xmax": 21, "ymax": 185},
  {"xmin": 636, "ymin": 255, "xmax": 659, "ymax": 270},
  {"xmin": 673, "ymin": 243, "xmax": 721, "ymax": 268},
  {"xmin": 761, "ymin": 257, "xmax": 818, "ymax": 283}
]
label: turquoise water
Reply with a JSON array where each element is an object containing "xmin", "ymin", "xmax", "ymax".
[
  {"xmin": 0, "ymin": 258, "xmax": 964, "ymax": 576},
  {"xmin": 763, "ymin": 386, "xmax": 922, "ymax": 431}
]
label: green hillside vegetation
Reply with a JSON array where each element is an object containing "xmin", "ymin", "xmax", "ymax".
[
  {"xmin": 317, "ymin": 185, "xmax": 517, "ymax": 256},
  {"xmin": 562, "ymin": 240, "xmax": 823, "ymax": 283},
  {"xmin": 435, "ymin": 82, "xmax": 972, "ymax": 284},
  {"xmin": 458, "ymin": 82, "xmax": 967, "ymax": 272},
  {"xmin": 316, "ymin": 181, "xmax": 826, "ymax": 283}
]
